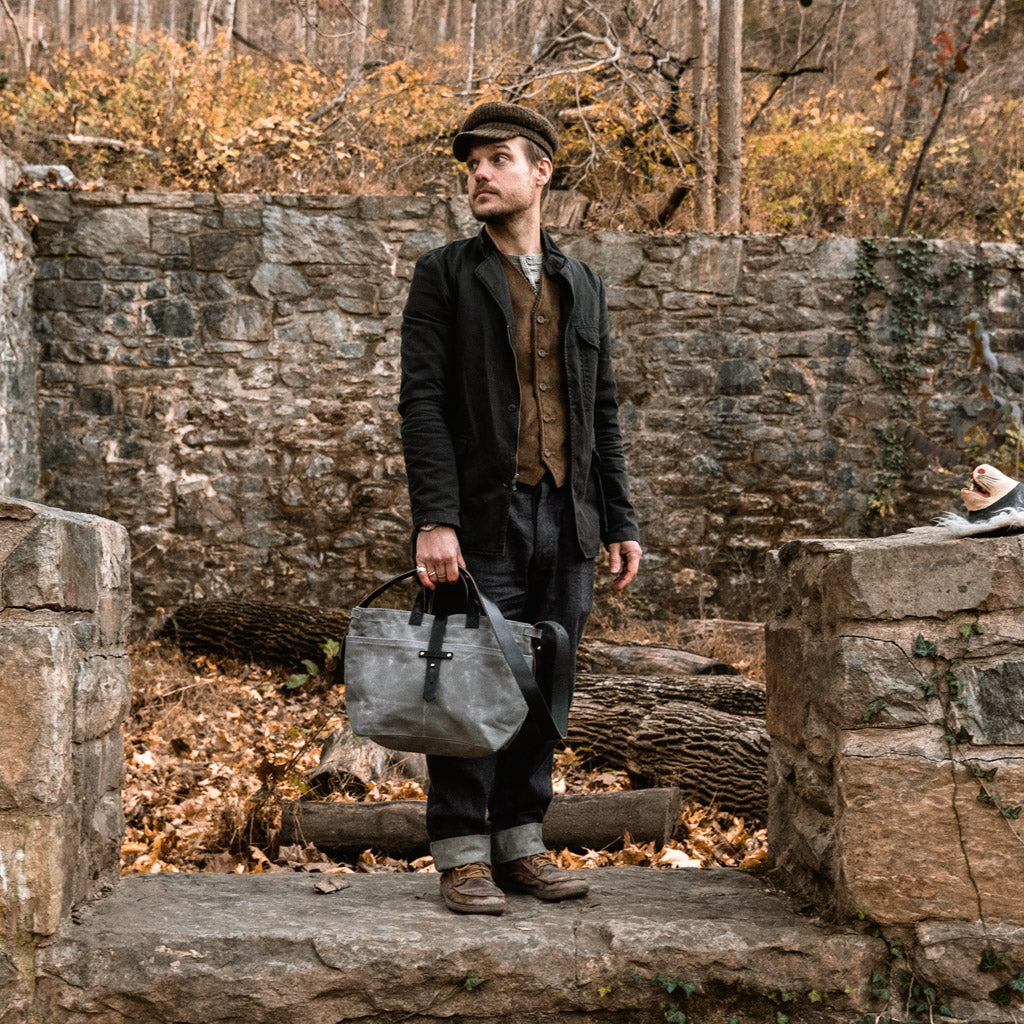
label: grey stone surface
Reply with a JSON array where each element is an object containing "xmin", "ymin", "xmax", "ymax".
[
  {"xmin": 12, "ymin": 192, "xmax": 1022, "ymax": 623},
  {"xmin": 68, "ymin": 207, "xmax": 149, "ymax": 257},
  {"xmin": 767, "ymin": 531, "xmax": 1024, "ymax": 932},
  {"xmin": 0, "ymin": 159, "xmax": 37, "ymax": 500},
  {"xmin": 0, "ymin": 619, "xmax": 76, "ymax": 808},
  {"xmin": 34, "ymin": 869, "xmax": 886, "ymax": 1023},
  {"xmin": 0, "ymin": 498, "xmax": 131, "ymax": 1015}
]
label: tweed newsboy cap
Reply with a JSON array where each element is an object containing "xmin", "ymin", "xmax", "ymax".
[{"xmin": 452, "ymin": 101, "xmax": 559, "ymax": 161}]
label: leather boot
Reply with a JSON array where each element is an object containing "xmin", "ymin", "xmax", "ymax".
[
  {"xmin": 494, "ymin": 851, "xmax": 589, "ymax": 901},
  {"xmin": 439, "ymin": 861, "xmax": 506, "ymax": 915}
]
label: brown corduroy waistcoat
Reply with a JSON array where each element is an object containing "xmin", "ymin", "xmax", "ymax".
[{"xmin": 501, "ymin": 256, "xmax": 569, "ymax": 487}]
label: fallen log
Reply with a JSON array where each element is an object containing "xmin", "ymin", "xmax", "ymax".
[
  {"xmin": 577, "ymin": 639, "xmax": 738, "ymax": 676},
  {"xmin": 281, "ymin": 787, "xmax": 682, "ymax": 858},
  {"xmin": 161, "ymin": 599, "xmax": 349, "ymax": 671},
  {"xmin": 568, "ymin": 673, "xmax": 768, "ymax": 820}
]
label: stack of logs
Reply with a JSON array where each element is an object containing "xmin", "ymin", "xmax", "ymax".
[{"xmin": 165, "ymin": 601, "xmax": 768, "ymax": 857}]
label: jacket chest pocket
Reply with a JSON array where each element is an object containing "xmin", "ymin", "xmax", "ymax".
[{"xmin": 567, "ymin": 323, "xmax": 601, "ymax": 397}]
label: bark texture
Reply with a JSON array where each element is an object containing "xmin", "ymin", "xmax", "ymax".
[
  {"xmin": 569, "ymin": 672, "xmax": 768, "ymax": 820},
  {"xmin": 280, "ymin": 787, "xmax": 683, "ymax": 855}
]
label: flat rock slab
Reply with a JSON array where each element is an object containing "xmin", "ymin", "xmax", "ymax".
[{"xmin": 36, "ymin": 868, "xmax": 884, "ymax": 1023}]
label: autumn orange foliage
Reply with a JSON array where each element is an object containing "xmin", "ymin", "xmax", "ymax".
[
  {"xmin": 123, "ymin": 641, "xmax": 766, "ymax": 876},
  {"xmin": 1, "ymin": 26, "xmax": 1021, "ymax": 236}
]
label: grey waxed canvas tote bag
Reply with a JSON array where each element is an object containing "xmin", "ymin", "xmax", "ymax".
[{"xmin": 343, "ymin": 569, "xmax": 570, "ymax": 758}]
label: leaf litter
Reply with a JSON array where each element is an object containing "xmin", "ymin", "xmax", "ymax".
[{"xmin": 123, "ymin": 640, "xmax": 766, "ymax": 877}]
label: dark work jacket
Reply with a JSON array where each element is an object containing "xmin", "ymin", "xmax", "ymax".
[{"xmin": 399, "ymin": 227, "xmax": 640, "ymax": 559}]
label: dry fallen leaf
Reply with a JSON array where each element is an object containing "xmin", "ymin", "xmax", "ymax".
[
  {"xmin": 123, "ymin": 642, "xmax": 767, "ymax": 876},
  {"xmin": 313, "ymin": 877, "xmax": 351, "ymax": 894}
]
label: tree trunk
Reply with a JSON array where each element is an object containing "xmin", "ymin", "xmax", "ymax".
[
  {"xmin": 435, "ymin": 0, "xmax": 449, "ymax": 45},
  {"xmin": 2, "ymin": 0, "xmax": 29, "ymax": 72},
  {"xmin": 527, "ymin": 0, "xmax": 561, "ymax": 61},
  {"xmin": 382, "ymin": 0, "xmax": 412, "ymax": 49},
  {"xmin": 465, "ymin": 0, "xmax": 476, "ymax": 93},
  {"xmin": 899, "ymin": 0, "xmax": 937, "ymax": 139},
  {"xmin": 55, "ymin": 0, "xmax": 70, "ymax": 44},
  {"xmin": 220, "ymin": 0, "xmax": 236, "ymax": 58},
  {"xmin": 350, "ymin": 0, "xmax": 369, "ymax": 78},
  {"xmin": 567, "ymin": 672, "xmax": 768, "ymax": 820},
  {"xmin": 194, "ymin": 0, "xmax": 215, "ymax": 48},
  {"xmin": 162, "ymin": 599, "xmax": 350, "ymax": 672},
  {"xmin": 303, "ymin": 0, "xmax": 316, "ymax": 58},
  {"xmin": 281, "ymin": 788, "xmax": 683, "ymax": 857},
  {"xmin": 691, "ymin": 0, "xmax": 715, "ymax": 231},
  {"xmin": 715, "ymin": 0, "xmax": 743, "ymax": 231}
]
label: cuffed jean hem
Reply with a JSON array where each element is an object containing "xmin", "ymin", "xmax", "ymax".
[
  {"xmin": 430, "ymin": 834, "xmax": 492, "ymax": 872},
  {"xmin": 492, "ymin": 822, "xmax": 546, "ymax": 864}
]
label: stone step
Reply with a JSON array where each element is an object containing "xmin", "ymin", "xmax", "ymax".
[{"xmin": 36, "ymin": 868, "xmax": 884, "ymax": 1023}]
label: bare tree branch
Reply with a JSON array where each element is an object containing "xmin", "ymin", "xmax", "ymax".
[
  {"xmin": 746, "ymin": 3, "xmax": 839, "ymax": 129},
  {"xmin": 29, "ymin": 133, "xmax": 160, "ymax": 156},
  {"xmin": 0, "ymin": 0, "xmax": 30, "ymax": 73},
  {"xmin": 896, "ymin": 0, "xmax": 1000, "ymax": 235}
]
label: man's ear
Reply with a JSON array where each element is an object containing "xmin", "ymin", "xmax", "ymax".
[{"xmin": 536, "ymin": 157, "xmax": 553, "ymax": 188}]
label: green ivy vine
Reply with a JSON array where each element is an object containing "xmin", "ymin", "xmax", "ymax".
[
  {"xmin": 850, "ymin": 240, "xmax": 999, "ymax": 528},
  {"xmin": 851, "ymin": 239, "xmax": 934, "ymax": 524}
]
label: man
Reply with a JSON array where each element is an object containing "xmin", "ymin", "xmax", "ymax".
[{"xmin": 399, "ymin": 101, "xmax": 642, "ymax": 915}]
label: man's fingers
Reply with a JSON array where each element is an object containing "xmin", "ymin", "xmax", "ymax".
[
  {"xmin": 608, "ymin": 540, "xmax": 642, "ymax": 592},
  {"xmin": 415, "ymin": 526, "xmax": 462, "ymax": 589},
  {"xmin": 608, "ymin": 542, "xmax": 622, "ymax": 576}
]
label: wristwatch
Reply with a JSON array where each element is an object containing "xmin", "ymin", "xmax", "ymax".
[{"xmin": 419, "ymin": 523, "xmax": 441, "ymax": 532}]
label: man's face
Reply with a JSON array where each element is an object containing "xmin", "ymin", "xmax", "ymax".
[{"xmin": 465, "ymin": 137, "xmax": 551, "ymax": 225}]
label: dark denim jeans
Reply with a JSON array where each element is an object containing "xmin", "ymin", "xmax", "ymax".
[{"xmin": 426, "ymin": 477, "xmax": 595, "ymax": 870}]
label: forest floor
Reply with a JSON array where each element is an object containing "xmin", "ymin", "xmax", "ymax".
[{"xmin": 122, "ymin": 639, "xmax": 768, "ymax": 878}]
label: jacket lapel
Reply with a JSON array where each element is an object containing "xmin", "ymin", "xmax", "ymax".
[{"xmin": 472, "ymin": 230, "xmax": 515, "ymax": 331}]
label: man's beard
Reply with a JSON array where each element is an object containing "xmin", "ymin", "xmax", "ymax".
[
  {"xmin": 472, "ymin": 206, "xmax": 511, "ymax": 225},
  {"xmin": 470, "ymin": 190, "xmax": 532, "ymax": 225}
]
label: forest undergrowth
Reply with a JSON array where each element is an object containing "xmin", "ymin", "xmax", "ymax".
[
  {"xmin": 2, "ymin": 22, "xmax": 1023, "ymax": 238},
  {"xmin": 122, "ymin": 638, "xmax": 767, "ymax": 878}
]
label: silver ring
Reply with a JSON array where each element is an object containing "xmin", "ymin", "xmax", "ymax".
[{"xmin": 428, "ymin": 570, "xmax": 437, "ymax": 577}]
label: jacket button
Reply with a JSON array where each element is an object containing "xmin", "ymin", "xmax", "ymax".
[
  {"xmin": 506, "ymin": 402, "xmax": 516, "ymax": 412},
  {"xmin": 538, "ymin": 382, "xmax": 547, "ymax": 392},
  {"xmin": 536, "ymin": 314, "xmax": 546, "ymax": 324}
]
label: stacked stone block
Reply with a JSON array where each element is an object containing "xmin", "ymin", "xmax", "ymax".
[
  {"xmin": 767, "ymin": 529, "xmax": 1024, "ymax": 1010},
  {"xmin": 0, "ymin": 148, "xmax": 37, "ymax": 501},
  {"xmin": 0, "ymin": 498, "xmax": 130, "ymax": 1019},
  {"xmin": 17, "ymin": 189, "xmax": 1024, "ymax": 624}
]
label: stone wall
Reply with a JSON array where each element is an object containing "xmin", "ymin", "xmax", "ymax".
[
  {"xmin": 0, "ymin": 498, "xmax": 130, "ymax": 1019},
  {"xmin": 0, "ymin": 152, "xmax": 37, "ymax": 500},
  {"xmin": 766, "ymin": 529, "xmax": 1024, "ymax": 1011},
  {"xmin": 17, "ymin": 189, "xmax": 1024, "ymax": 622}
]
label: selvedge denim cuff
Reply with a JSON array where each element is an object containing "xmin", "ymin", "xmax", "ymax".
[
  {"xmin": 491, "ymin": 822, "xmax": 546, "ymax": 864},
  {"xmin": 430, "ymin": 834, "xmax": 492, "ymax": 872}
]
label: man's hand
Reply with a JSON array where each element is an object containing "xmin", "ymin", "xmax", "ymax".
[
  {"xmin": 415, "ymin": 526, "xmax": 465, "ymax": 590},
  {"xmin": 607, "ymin": 540, "xmax": 642, "ymax": 592}
]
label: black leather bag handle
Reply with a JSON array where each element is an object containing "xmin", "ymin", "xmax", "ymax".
[{"xmin": 350, "ymin": 568, "xmax": 570, "ymax": 742}]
